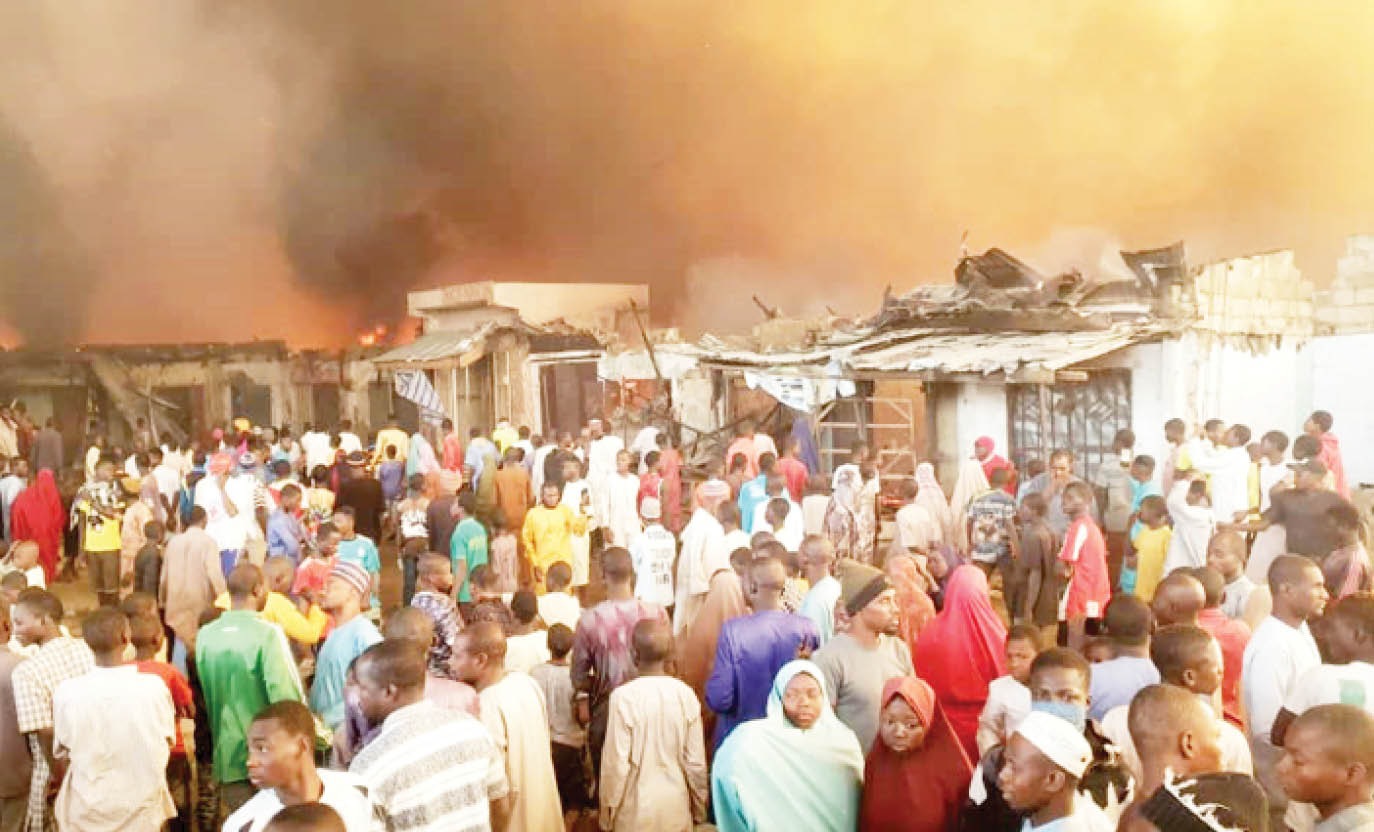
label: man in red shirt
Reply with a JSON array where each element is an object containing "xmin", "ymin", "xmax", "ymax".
[
  {"xmin": 776, "ymin": 439, "xmax": 810, "ymax": 503},
  {"xmin": 1305, "ymin": 409, "xmax": 1349, "ymax": 498},
  {"xmin": 1058, "ymin": 481, "xmax": 1110, "ymax": 651},
  {"xmin": 1192, "ymin": 563, "xmax": 1251, "ymax": 727}
]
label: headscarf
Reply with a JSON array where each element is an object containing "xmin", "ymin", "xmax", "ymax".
[
  {"xmin": 860, "ymin": 676, "xmax": 974, "ymax": 832},
  {"xmin": 976, "ymin": 437, "xmax": 1016, "ymax": 494},
  {"xmin": 9, "ymin": 470, "xmax": 64, "ymax": 581},
  {"xmin": 677, "ymin": 568, "xmax": 749, "ymax": 748},
  {"xmin": 711, "ymin": 660, "xmax": 864, "ymax": 832},
  {"xmin": 824, "ymin": 466, "xmax": 860, "ymax": 557},
  {"xmin": 913, "ymin": 565, "xmax": 1007, "ymax": 760},
  {"xmin": 949, "ymin": 458, "xmax": 991, "ymax": 554},
  {"xmin": 915, "ymin": 463, "xmax": 956, "ymax": 546},
  {"xmin": 886, "ymin": 552, "xmax": 936, "ymax": 652}
]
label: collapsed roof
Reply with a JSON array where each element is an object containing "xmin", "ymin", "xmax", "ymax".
[{"xmin": 601, "ymin": 244, "xmax": 1187, "ymax": 389}]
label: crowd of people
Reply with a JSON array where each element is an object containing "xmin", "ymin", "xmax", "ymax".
[{"xmin": 0, "ymin": 407, "xmax": 1367, "ymax": 831}]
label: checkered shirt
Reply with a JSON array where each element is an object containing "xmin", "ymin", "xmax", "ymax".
[{"xmin": 13, "ymin": 638, "xmax": 93, "ymax": 832}]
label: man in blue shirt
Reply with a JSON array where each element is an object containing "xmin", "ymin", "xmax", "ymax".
[
  {"xmin": 266, "ymin": 483, "xmax": 307, "ymax": 564},
  {"xmin": 309, "ymin": 562, "xmax": 383, "ymax": 731},
  {"xmin": 736, "ymin": 453, "xmax": 777, "ymax": 534}
]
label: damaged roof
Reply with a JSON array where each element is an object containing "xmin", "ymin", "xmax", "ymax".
[
  {"xmin": 602, "ymin": 322, "xmax": 1168, "ymax": 383},
  {"xmin": 372, "ymin": 320, "xmax": 605, "ymax": 366},
  {"xmin": 868, "ymin": 247, "xmax": 1166, "ymax": 334},
  {"xmin": 371, "ymin": 321, "xmax": 506, "ymax": 366},
  {"xmin": 601, "ymin": 243, "xmax": 1191, "ymax": 384}
]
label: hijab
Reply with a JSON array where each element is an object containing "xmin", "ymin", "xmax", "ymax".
[
  {"xmin": 831, "ymin": 465, "xmax": 860, "ymax": 513},
  {"xmin": 913, "ymin": 565, "xmax": 1007, "ymax": 759},
  {"xmin": 824, "ymin": 466, "xmax": 861, "ymax": 556},
  {"xmin": 712, "ymin": 660, "xmax": 864, "ymax": 832},
  {"xmin": 861, "ymin": 676, "xmax": 975, "ymax": 832},
  {"xmin": 886, "ymin": 551, "xmax": 936, "ymax": 652},
  {"xmin": 949, "ymin": 458, "xmax": 991, "ymax": 553},
  {"xmin": 915, "ymin": 462, "xmax": 956, "ymax": 545},
  {"xmin": 9, "ymin": 470, "xmax": 64, "ymax": 582}
]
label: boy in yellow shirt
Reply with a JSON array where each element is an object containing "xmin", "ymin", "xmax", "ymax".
[{"xmin": 1128, "ymin": 495, "xmax": 1172, "ymax": 601}]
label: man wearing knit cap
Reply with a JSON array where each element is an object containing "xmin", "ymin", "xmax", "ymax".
[
  {"xmin": 310, "ymin": 562, "xmax": 383, "ymax": 732},
  {"xmin": 812, "ymin": 559, "xmax": 913, "ymax": 751},
  {"xmin": 675, "ymin": 479, "xmax": 729, "ymax": 635},
  {"xmin": 998, "ymin": 711, "xmax": 1109, "ymax": 831}
]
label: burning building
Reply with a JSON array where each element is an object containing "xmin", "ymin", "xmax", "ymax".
[
  {"xmin": 0, "ymin": 342, "xmax": 388, "ymax": 459},
  {"xmin": 371, "ymin": 280, "xmax": 649, "ymax": 436}
]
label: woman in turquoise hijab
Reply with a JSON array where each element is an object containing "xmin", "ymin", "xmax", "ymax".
[{"xmin": 711, "ymin": 659, "xmax": 865, "ymax": 832}]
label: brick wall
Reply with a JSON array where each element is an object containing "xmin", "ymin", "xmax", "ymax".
[
  {"xmin": 1316, "ymin": 235, "xmax": 1374, "ymax": 333},
  {"xmin": 1177, "ymin": 249, "xmax": 1315, "ymax": 337}
]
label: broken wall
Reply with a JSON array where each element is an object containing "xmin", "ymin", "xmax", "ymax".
[
  {"xmin": 1181, "ymin": 250, "xmax": 1314, "ymax": 337},
  {"xmin": 1316, "ymin": 234, "xmax": 1374, "ymax": 333}
]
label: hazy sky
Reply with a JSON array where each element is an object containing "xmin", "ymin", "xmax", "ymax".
[{"xmin": 2, "ymin": 1, "xmax": 1371, "ymax": 344}]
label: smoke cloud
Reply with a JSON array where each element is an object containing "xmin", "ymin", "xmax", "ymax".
[{"xmin": 2, "ymin": 1, "xmax": 1373, "ymax": 346}]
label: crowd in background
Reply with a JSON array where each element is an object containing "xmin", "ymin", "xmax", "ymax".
[{"xmin": 0, "ymin": 405, "xmax": 1365, "ymax": 831}]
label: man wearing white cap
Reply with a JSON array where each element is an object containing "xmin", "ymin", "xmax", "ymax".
[
  {"xmin": 629, "ymin": 497, "xmax": 675, "ymax": 608},
  {"xmin": 999, "ymin": 710, "xmax": 1112, "ymax": 831}
]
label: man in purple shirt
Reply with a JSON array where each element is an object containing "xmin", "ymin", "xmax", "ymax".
[
  {"xmin": 570, "ymin": 546, "xmax": 669, "ymax": 778},
  {"xmin": 705, "ymin": 555, "xmax": 819, "ymax": 747}
]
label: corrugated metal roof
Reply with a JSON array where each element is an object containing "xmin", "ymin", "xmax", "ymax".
[
  {"xmin": 601, "ymin": 323, "xmax": 1166, "ymax": 380},
  {"xmin": 371, "ymin": 327, "xmax": 488, "ymax": 364},
  {"xmin": 844, "ymin": 326, "xmax": 1152, "ymax": 375}
]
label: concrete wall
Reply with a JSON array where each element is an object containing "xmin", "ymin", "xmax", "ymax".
[
  {"xmin": 1311, "ymin": 333, "xmax": 1374, "ymax": 488},
  {"xmin": 410, "ymin": 281, "xmax": 649, "ymax": 337},
  {"xmin": 1095, "ymin": 333, "xmax": 1310, "ymax": 474},
  {"xmin": 929, "ymin": 381, "xmax": 1007, "ymax": 488},
  {"xmin": 411, "ymin": 306, "xmax": 521, "ymax": 334}
]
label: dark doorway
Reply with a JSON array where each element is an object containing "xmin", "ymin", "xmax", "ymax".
[
  {"xmin": 369, "ymin": 379, "xmax": 420, "ymax": 435},
  {"xmin": 229, "ymin": 377, "xmax": 272, "ymax": 428},
  {"xmin": 541, "ymin": 363, "xmax": 601, "ymax": 438},
  {"xmin": 49, "ymin": 386, "xmax": 89, "ymax": 466},
  {"xmin": 312, "ymin": 384, "xmax": 341, "ymax": 430},
  {"xmin": 152, "ymin": 385, "xmax": 206, "ymax": 442}
]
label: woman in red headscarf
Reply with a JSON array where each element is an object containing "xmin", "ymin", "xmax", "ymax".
[
  {"xmin": 860, "ymin": 676, "xmax": 974, "ymax": 832},
  {"xmin": 974, "ymin": 436, "xmax": 1016, "ymax": 495},
  {"xmin": 913, "ymin": 564, "xmax": 1008, "ymax": 759},
  {"xmin": 10, "ymin": 470, "xmax": 66, "ymax": 582}
]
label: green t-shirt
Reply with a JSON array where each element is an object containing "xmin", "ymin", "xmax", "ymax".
[
  {"xmin": 194, "ymin": 610, "xmax": 304, "ymax": 783},
  {"xmin": 450, "ymin": 517, "xmax": 489, "ymax": 602}
]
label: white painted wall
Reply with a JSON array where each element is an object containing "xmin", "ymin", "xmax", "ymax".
[
  {"xmin": 942, "ymin": 382, "xmax": 1008, "ymax": 487},
  {"xmin": 1099, "ymin": 332, "xmax": 1310, "ymax": 474},
  {"xmin": 1311, "ymin": 333, "xmax": 1374, "ymax": 488}
]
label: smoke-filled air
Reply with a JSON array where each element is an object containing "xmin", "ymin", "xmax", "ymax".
[{"xmin": 2, "ymin": 1, "xmax": 1373, "ymax": 345}]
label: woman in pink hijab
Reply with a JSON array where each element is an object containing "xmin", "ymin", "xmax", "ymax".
[{"xmin": 912, "ymin": 564, "xmax": 1008, "ymax": 760}]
